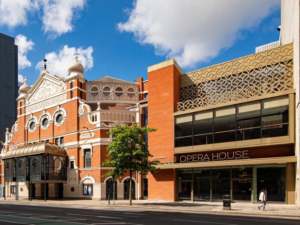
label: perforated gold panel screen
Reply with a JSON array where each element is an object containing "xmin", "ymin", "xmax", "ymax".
[{"xmin": 178, "ymin": 43, "xmax": 293, "ymax": 111}]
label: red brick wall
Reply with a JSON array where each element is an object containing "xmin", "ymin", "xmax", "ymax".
[
  {"xmin": 147, "ymin": 64, "xmax": 181, "ymax": 201},
  {"xmin": 148, "ymin": 169, "xmax": 176, "ymax": 201}
]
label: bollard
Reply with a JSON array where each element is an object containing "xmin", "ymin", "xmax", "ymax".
[{"xmin": 108, "ymin": 194, "xmax": 110, "ymax": 205}]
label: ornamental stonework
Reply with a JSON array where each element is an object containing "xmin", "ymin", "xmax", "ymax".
[{"xmin": 177, "ymin": 43, "xmax": 294, "ymax": 111}]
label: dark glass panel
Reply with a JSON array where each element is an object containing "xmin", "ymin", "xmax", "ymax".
[
  {"xmin": 232, "ymin": 167, "xmax": 252, "ymax": 179},
  {"xmin": 178, "ymin": 169, "xmax": 193, "ymax": 180},
  {"xmin": 194, "ymin": 134, "xmax": 213, "ymax": 145},
  {"xmin": 257, "ymin": 166, "xmax": 286, "ymax": 202},
  {"xmin": 214, "ymin": 114, "xmax": 235, "ymax": 133},
  {"xmin": 178, "ymin": 182, "xmax": 191, "ymax": 200},
  {"xmin": 175, "ymin": 122, "xmax": 193, "ymax": 137},
  {"xmin": 237, "ymin": 127, "xmax": 261, "ymax": 141},
  {"xmin": 175, "ymin": 136, "xmax": 193, "ymax": 147},
  {"xmin": 214, "ymin": 131, "xmax": 235, "ymax": 143},
  {"xmin": 194, "ymin": 118, "xmax": 213, "ymax": 135},
  {"xmin": 232, "ymin": 180, "xmax": 252, "ymax": 201},
  {"xmin": 212, "ymin": 168, "xmax": 230, "ymax": 201}
]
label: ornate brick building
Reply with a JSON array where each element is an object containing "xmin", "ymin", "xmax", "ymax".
[{"xmin": 1, "ymin": 54, "xmax": 143, "ymax": 200}]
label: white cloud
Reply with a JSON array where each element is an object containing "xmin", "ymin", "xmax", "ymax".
[
  {"xmin": 0, "ymin": 0, "xmax": 86, "ymax": 38},
  {"xmin": 35, "ymin": 45, "xmax": 93, "ymax": 78},
  {"xmin": 118, "ymin": 0, "xmax": 280, "ymax": 68},
  {"xmin": 0, "ymin": 0, "xmax": 36, "ymax": 28},
  {"xmin": 39, "ymin": 0, "xmax": 86, "ymax": 38},
  {"xmin": 15, "ymin": 34, "xmax": 34, "ymax": 69},
  {"xmin": 18, "ymin": 74, "xmax": 24, "ymax": 83}
]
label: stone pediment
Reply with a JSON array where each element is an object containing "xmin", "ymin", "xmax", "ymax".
[{"xmin": 27, "ymin": 74, "xmax": 66, "ymax": 104}]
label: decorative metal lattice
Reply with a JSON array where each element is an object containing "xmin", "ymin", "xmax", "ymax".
[{"xmin": 177, "ymin": 43, "xmax": 293, "ymax": 111}]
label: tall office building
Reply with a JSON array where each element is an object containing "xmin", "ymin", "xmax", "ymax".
[{"xmin": 0, "ymin": 33, "xmax": 18, "ymax": 144}]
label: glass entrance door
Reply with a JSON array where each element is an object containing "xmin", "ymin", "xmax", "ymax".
[
  {"xmin": 178, "ymin": 182, "xmax": 191, "ymax": 200},
  {"xmin": 193, "ymin": 180, "xmax": 210, "ymax": 201},
  {"xmin": 232, "ymin": 179, "xmax": 252, "ymax": 202}
]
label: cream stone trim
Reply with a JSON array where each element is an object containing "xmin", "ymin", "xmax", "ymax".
[
  {"xmin": 122, "ymin": 176, "xmax": 136, "ymax": 183},
  {"xmin": 80, "ymin": 175, "xmax": 95, "ymax": 184},
  {"xmin": 148, "ymin": 59, "xmax": 184, "ymax": 74},
  {"xmin": 104, "ymin": 176, "xmax": 120, "ymax": 183},
  {"xmin": 157, "ymin": 156, "xmax": 297, "ymax": 169},
  {"xmin": 81, "ymin": 144, "xmax": 93, "ymax": 156},
  {"xmin": 79, "ymin": 167, "xmax": 114, "ymax": 171}
]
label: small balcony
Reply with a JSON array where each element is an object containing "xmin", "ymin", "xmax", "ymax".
[{"xmin": 255, "ymin": 40, "xmax": 280, "ymax": 53}]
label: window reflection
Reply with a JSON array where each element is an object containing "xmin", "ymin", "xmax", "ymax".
[{"xmin": 174, "ymin": 96, "xmax": 289, "ymax": 147}]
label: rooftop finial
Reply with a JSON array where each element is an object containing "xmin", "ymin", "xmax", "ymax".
[
  {"xmin": 74, "ymin": 52, "xmax": 78, "ymax": 62},
  {"xmin": 43, "ymin": 59, "xmax": 47, "ymax": 70},
  {"xmin": 24, "ymin": 76, "xmax": 27, "ymax": 84}
]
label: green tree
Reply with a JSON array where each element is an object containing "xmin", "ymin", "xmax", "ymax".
[{"xmin": 102, "ymin": 123, "xmax": 159, "ymax": 205}]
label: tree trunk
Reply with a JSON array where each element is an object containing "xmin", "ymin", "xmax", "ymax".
[{"xmin": 129, "ymin": 169, "xmax": 132, "ymax": 206}]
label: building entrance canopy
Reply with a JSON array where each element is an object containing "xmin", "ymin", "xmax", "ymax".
[{"xmin": 3, "ymin": 143, "xmax": 67, "ymax": 182}]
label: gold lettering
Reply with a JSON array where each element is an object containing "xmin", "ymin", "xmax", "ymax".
[
  {"xmin": 235, "ymin": 151, "xmax": 242, "ymax": 159},
  {"xmin": 203, "ymin": 154, "xmax": 210, "ymax": 161},
  {"xmin": 193, "ymin": 154, "xmax": 198, "ymax": 162},
  {"xmin": 212, "ymin": 153, "xmax": 218, "ymax": 161},
  {"xmin": 219, "ymin": 152, "xmax": 226, "ymax": 160},
  {"xmin": 180, "ymin": 155, "xmax": 186, "ymax": 163},
  {"xmin": 227, "ymin": 152, "xmax": 235, "ymax": 159},
  {"xmin": 198, "ymin": 154, "xmax": 203, "ymax": 161},
  {"xmin": 242, "ymin": 150, "xmax": 249, "ymax": 159}
]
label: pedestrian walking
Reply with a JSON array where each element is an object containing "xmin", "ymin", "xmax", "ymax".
[{"xmin": 258, "ymin": 188, "xmax": 267, "ymax": 211}]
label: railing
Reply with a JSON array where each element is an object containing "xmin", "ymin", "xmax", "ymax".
[
  {"xmin": 255, "ymin": 40, "xmax": 280, "ymax": 53},
  {"xmin": 100, "ymin": 110, "xmax": 136, "ymax": 123}
]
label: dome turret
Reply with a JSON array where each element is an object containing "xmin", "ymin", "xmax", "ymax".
[
  {"xmin": 68, "ymin": 53, "xmax": 84, "ymax": 74},
  {"xmin": 19, "ymin": 77, "xmax": 31, "ymax": 94},
  {"xmin": 65, "ymin": 53, "xmax": 85, "ymax": 83}
]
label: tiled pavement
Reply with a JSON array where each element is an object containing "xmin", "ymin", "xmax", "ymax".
[{"xmin": 0, "ymin": 198, "xmax": 299, "ymax": 219}]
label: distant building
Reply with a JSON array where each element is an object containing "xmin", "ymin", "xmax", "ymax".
[{"xmin": 0, "ymin": 33, "xmax": 18, "ymax": 144}]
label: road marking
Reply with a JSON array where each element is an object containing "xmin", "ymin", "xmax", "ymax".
[
  {"xmin": 174, "ymin": 219, "xmax": 237, "ymax": 225},
  {"xmin": 97, "ymin": 216, "xmax": 123, "ymax": 219},
  {"xmin": 122, "ymin": 212, "xmax": 145, "ymax": 215},
  {"xmin": 26, "ymin": 207, "xmax": 61, "ymax": 211}
]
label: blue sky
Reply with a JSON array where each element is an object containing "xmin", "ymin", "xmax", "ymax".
[{"xmin": 0, "ymin": 0, "xmax": 281, "ymax": 86}]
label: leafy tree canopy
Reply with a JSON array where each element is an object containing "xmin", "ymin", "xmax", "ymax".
[{"xmin": 102, "ymin": 123, "xmax": 159, "ymax": 177}]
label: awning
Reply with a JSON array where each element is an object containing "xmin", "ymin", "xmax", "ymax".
[
  {"xmin": 156, "ymin": 156, "xmax": 297, "ymax": 169},
  {"xmin": 3, "ymin": 142, "xmax": 66, "ymax": 159}
]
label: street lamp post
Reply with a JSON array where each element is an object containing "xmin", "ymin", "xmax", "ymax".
[
  {"xmin": 0, "ymin": 141, "xmax": 5, "ymax": 200},
  {"xmin": 112, "ymin": 175, "xmax": 115, "ymax": 205}
]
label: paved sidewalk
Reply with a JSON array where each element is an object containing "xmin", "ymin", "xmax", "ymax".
[{"xmin": 0, "ymin": 198, "xmax": 299, "ymax": 219}]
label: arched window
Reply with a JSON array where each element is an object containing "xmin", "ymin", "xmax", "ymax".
[
  {"xmin": 115, "ymin": 87, "xmax": 123, "ymax": 97},
  {"xmin": 91, "ymin": 87, "xmax": 99, "ymax": 97},
  {"xmin": 127, "ymin": 88, "xmax": 135, "ymax": 98},
  {"xmin": 103, "ymin": 86, "xmax": 111, "ymax": 97}
]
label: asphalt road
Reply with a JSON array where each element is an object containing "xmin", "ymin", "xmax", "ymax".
[{"xmin": 0, "ymin": 203, "xmax": 298, "ymax": 225}]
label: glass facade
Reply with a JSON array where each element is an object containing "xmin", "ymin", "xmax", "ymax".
[
  {"xmin": 175, "ymin": 96, "xmax": 289, "ymax": 147},
  {"xmin": 177, "ymin": 165, "xmax": 286, "ymax": 203}
]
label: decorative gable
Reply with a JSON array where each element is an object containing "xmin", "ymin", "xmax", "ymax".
[{"xmin": 27, "ymin": 73, "xmax": 66, "ymax": 104}]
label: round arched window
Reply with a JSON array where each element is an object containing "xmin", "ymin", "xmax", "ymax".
[
  {"xmin": 42, "ymin": 118, "xmax": 49, "ymax": 127},
  {"xmin": 115, "ymin": 87, "xmax": 123, "ymax": 97},
  {"xmin": 56, "ymin": 114, "xmax": 63, "ymax": 124},
  {"xmin": 29, "ymin": 121, "xmax": 35, "ymax": 130},
  {"xmin": 91, "ymin": 87, "xmax": 98, "ymax": 97},
  {"xmin": 103, "ymin": 86, "xmax": 111, "ymax": 97},
  {"xmin": 127, "ymin": 88, "xmax": 135, "ymax": 98}
]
